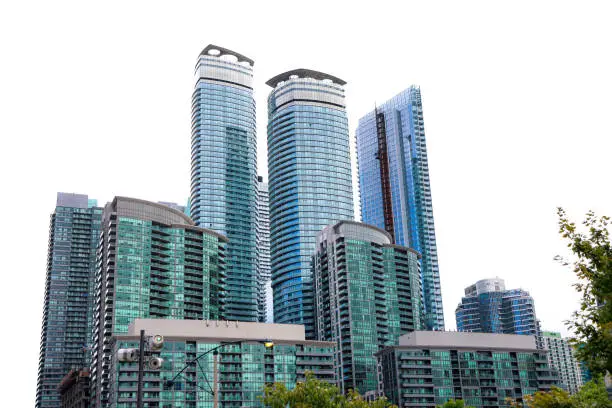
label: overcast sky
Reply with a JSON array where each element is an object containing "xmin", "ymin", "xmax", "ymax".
[{"xmin": 1, "ymin": 1, "xmax": 611, "ymax": 403}]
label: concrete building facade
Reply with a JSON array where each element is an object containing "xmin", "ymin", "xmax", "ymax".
[
  {"xmin": 256, "ymin": 176, "xmax": 272, "ymax": 322},
  {"xmin": 542, "ymin": 331, "xmax": 583, "ymax": 394}
]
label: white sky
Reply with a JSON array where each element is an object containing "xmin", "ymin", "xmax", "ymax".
[{"xmin": 1, "ymin": 1, "xmax": 611, "ymax": 404}]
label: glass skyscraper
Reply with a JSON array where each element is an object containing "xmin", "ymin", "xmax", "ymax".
[
  {"xmin": 190, "ymin": 45, "xmax": 259, "ymax": 322},
  {"xmin": 256, "ymin": 176, "xmax": 272, "ymax": 322},
  {"xmin": 90, "ymin": 197, "xmax": 228, "ymax": 407},
  {"xmin": 356, "ymin": 86, "xmax": 444, "ymax": 330},
  {"xmin": 455, "ymin": 278, "xmax": 543, "ymax": 348},
  {"xmin": 36, "ymin": 193, "xmax": 102, "ymax": 408},
  {"xmin": 267, "ymin": 69, "xmax": 354, "ymax": 338},
  {"xmin": 313, "ymin": 221, "xmax": 423, "ymax": 394}
]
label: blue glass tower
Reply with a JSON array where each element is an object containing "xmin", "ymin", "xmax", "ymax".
[
  {"xmin": 267, "ymin": 69, "xmax": 354, "ymax": 338},
  {"xmin": 356, "ymin": 86, "xmax": 445, "ymax": 330},
  {"xmin": 455, "ymin": 278, "xmax": 543, "ymax": 348},
  {"xmin": 190, "ymin": 45, "xmax": 258, "ymax": 321}
]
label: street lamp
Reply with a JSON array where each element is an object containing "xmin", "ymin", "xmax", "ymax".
[
  {"xmin": 116, "ymin": 330, "xmax": 165, "ymax": 408},
  {"xmin": 165, "ymin": 339, "xmax": 274, "ymax": 408}
]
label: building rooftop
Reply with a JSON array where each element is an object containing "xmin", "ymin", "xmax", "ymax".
[
  {"xmin": 124, "ymin": 319, "xmax": 334, "ymax": 344},
  {"xmin": 395, "ymin": 331, "xmax": 538, "ymax": 351},
  {"xmin": 266, "ymin": 68, "xmax": 346, "ymax": 87},
  {"xmin": 199, "ymin": 44, "xmax": 254, "ymax": 66}
]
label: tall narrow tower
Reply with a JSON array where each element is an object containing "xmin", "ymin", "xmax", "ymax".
[
  {"xmin": 267, "ymin": 69, "xmax": 354, "ymax": 338},
  {"xmin": 190, "ymin": 45, "xmax": 259, "ymax": 321},
  {"xmin": 356, "ymin": 86, "xmax": 445, "ymax": 331},
  {"xmin": 256, "ymin": 176, "xmax": 271, "ymax": 322},
  {"xmin": 36, "ymin": 193, "xmax": 102, "ymax": 408}
]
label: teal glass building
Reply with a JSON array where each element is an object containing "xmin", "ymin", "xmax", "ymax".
[
  {"xmin": 36, "ymin": 193, "xmax": 102, "ymax": 408},
  {"xmin": 356, "ymin": 86, "xmax": 444, "ymax": 331},
  {"xmin": 190, "ymin": 45, "xmax": 259, "ymax": 322},
  {"xmin": 266, "ymin": 69, "xmax": 354, "ymax": 338},
  {"xmin": 313, "ymin": 221, "xmax": 423, "ymax": 394},
  {"xmin": 377, "ymin": 331, "xmax": 558, "ymax": 408},
  {"xmin": 109, "ymin": 319, "xmax": 336, "ymax": 408},
  {"xmin": 90, "ymin": 197, "xmax": 228, "ymax": 407},
  {"xmin": 455, "ymin": 278, "xmax": 543, "ymax": 348}
]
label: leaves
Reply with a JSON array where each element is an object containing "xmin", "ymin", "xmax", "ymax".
[
  {"xmin": 506, "ymin": 377, "xmax": 611, "ymax": 407},
  {"xmin": 556, "ymin": 208, "xmax": 612, "ymax": 376},
  {"xmin": 261, "ymin": 372, "xmax": 397, "ymax": 408}
]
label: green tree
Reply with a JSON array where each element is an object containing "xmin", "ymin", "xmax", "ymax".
[
  {"xmin": 261, "ymin": 373, "xmax": 396, "ymax": 408},
  {"xmin": 437, "ymin": 399, "xmax": 472, "ymax": 408},
  {"xmin": 522, "ymin": 386, "xmax": 573, "ymax": 408},
  {"xmin": 571, "ymin": 376, "xmax": 612, "ymax": 408},
  {"xmin": 557, "ymin": 208, "xmax": 612, "ymax": 376},
  {"xmin": 506, "ymin": 377, "xmax": 612, "ymax": 407}
]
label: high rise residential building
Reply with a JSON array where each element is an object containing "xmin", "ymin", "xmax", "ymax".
[
  {"xmin": 109, "ymin": 319, "xmax": 337, "ymax": 408},
  {"xmin": 190, "ymin": 44, "xmax": 259, "ymax": 322},
  {"xmin": 356, "ymin": 86, "xmax": 444, "ymax": 331},
  {"xmin": 542, "ymin": 331, "xmax": 583, "ymax": 394},
  {"xmin": 267, "ymin": 69, "xmax": 354, "ymax": 338},
  {"xmin": 36, "ymin": 193, "xmax": 102, "ymax": 408},
  {"xmin": 455, "ymin": 278, "xmax": 543, "ymax": 348},
  {"xmin": 313, "ymin": 221, "xmax": 423, "ymax": 394},
  {"xmin": 377, "ymin": 331, "xmax": 559, "ymax": 408},
  {"xmin": 90, "ymin": 197, "xmax": 228, "ymax": 407},
  {"xmin": 256, "ymin": 176, "xmax": 272, "ymax": 322},
  {"xmin": 58, "ymin": 369, "xmax": 91, "ymax": 408}
]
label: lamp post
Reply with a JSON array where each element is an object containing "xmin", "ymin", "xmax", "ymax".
[
  {"xmin": 166, "ymin": 340, "xmax": 274, "ymax": 405},
  {"xmin": 117, "ymin": 331, "xmax": 165, "ymax": 408}
]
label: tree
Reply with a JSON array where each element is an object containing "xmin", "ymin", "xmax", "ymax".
[
  {"xmin": 570, "ymin": 376, "xmax": 612, "ymax": 408},
  {"xmin": 506, "ymin": 378, "xmax": 611, "ymax": 407},
  {"xmin": 557, "ymin": 208, "xmax": 612, "ymax": 376},
  {"xmin": 261, "ymin": 372, "xmax": 396, "ymax": 408},
  {"xmin": 437, "ymin": 399, "xmax": 472, "ymax": 408}
]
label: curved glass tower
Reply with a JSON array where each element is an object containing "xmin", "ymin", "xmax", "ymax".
[
  {"xmin": 267, "ymin": 69, "xmax": 354, "ymax": 338},
  {"xmin": 191, "ymin": 45, "xmax": 258, "ymax": 321}
]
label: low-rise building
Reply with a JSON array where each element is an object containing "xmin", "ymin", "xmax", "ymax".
[
  {"xmin": 109, "ymin": 319, "xmax": 337, "ymax": 408},
  {"xmin": 376, "ymin": 331, "xmax": 558, "ymax": 408}
]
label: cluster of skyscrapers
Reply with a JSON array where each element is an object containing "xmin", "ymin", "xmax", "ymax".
[{"xmin": 37, "ymin": 45, "xmax": 583, "ymax": 408}]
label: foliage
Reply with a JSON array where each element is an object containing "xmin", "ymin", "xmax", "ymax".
[
  {"xmin": 261, "ymin": 372, "xmax": 396, "ymax": 408},
  {"xmin": 505, "ymin": 377, "xmax": 611, "ymax": 407},
  {"xmin": 437, "ymin": 399, "xmax": 472, "ymax": 408},
  {"xmin": 570, "ymin": 376, "xmax": 612, "ymax": 408},
  {"xmin": 557, "ymin": 208, "xmax": 612, "ymax": 376}
]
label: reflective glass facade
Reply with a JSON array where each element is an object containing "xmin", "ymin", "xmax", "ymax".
[
  {"xmin": 356, "ymin": 86, "xmax": 444, "ymax": 330},
  {"xmin": 91, "ymin": 197, "xmax": 227, "ymax": 407},
  {"xmin": 377, "ymin": 332, "xmax": 558, "ymax": 408},
  {"xmin": 109, "ymin": 338, "xmax": 336, "ymax": 408},
  {"xmin": 313, "ymin": 221, "xmax": 423, "ymax": 394},
  {"xmin": 190, "ymin": 45, "xmax": 259, "ymax": 322},
  {"xmin": 37, "ymin": 193, "xmax": 102, "ymax": 408},
  {"xmin": 455, "ymin": 280, "xmax": 543, "ymax": 348},
  {"xmin": 267, "ymin": 70, "xmax": 354, "ymax": 338}
]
